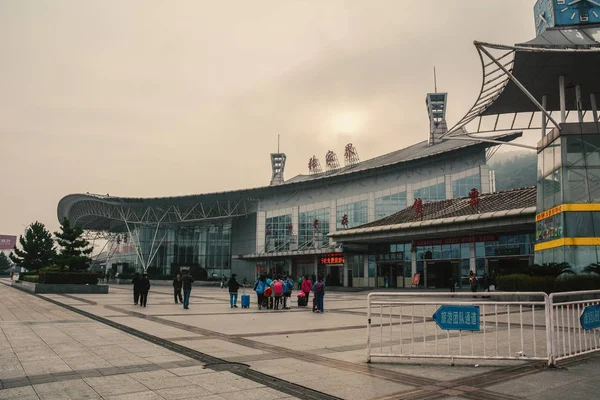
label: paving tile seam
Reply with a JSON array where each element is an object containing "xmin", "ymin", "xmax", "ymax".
[
  {"xmin": 102, "ymin": 304, "xmax": 438, "ymax": 387},
  {"xmin": 7, "ymin": 286, "xmax": 343, "ymax": 400}
]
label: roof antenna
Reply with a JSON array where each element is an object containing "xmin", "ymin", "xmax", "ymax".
[
  {"xmin": 277, "ymin": 134, "xmax": 280, "ymax": 153},
  {"xmin": 434, "ymin": 67, "xmax": 438, "ymax": 93}
]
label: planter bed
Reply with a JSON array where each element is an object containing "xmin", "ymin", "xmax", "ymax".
[{"xmin": 13, "ymin": 280, "xmax": 109, "ymax": 294}]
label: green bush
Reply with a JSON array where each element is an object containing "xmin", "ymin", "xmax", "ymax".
[
  {"xmin": 37, "ymin": 271, "xmax": 98, "ymax": 285},
  {"xmin": 21, "ymin": 274, "xmax": 39, "ymax": 283},
  {"xmin": 497, "ymin": 274, "xmax": 600, "ymax": 293},
  {"xmin": 40, "ymin": 265, "xmax": 66, "ymax": 272}
]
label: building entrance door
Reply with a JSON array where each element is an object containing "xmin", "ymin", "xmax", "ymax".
[
  {"xmin": 377, "ymin": 263, "xmax": 399, "ymax": 288},
  {"xmin": 426, "ymin": 261, "xmax": 456, "ymax": 289}
]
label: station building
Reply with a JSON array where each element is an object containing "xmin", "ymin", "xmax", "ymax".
[{"xmin": 57, "ymin": 91, "xmax": 522, "ymax": 287}]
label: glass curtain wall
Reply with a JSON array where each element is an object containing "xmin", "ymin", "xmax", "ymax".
[
  {"xmin": 375, "ymin": 192, "xmax": 407, "ymax": 219},
  {"xmin": 336, "ymin": 200, "xmax": 368, "ymax": 229},
  {"xmin": 452, "ymin": 174, "xmax": 481, "ymax": 198},
  {"xmin": 265, "ymin": 214, "xmax": 292, "ymax": 252},
  {"xmin": 108, "ymin": 221, "xmax": 232, "ymax": 277},
  {"xmin": 414, "ymin": 182, "xmax": 446, "ymax": 202},
  {"xmin": 298, "ymin": 208, "xmax": 330, "ymax": 249}
]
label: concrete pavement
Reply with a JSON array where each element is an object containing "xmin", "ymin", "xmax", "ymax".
[{"xmin": 1, "ymin": 279, "xmax": 600, "ymax": 399}]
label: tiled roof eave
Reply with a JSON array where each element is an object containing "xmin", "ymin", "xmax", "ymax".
[{"xmin": 329, "ymin": 206, "xmax": 537, "ymax": 238}]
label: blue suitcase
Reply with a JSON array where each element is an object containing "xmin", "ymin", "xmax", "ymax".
[{"xmin": 241, "ymin": 294, "xmax": 250, "ymax": 308}]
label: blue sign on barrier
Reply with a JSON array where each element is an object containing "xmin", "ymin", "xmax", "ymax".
[
  {"xmin": 580, "ymin": 304, "xmax": 600, "ymax": 330},
  {"xmin": 432, "ymin": 305, "xmax": 480, "ymax": 331}
]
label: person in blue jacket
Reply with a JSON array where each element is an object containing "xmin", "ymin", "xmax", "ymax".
[
  {"xmin": 253, "ymin": 274, "xmax": 267, "ymax": 310},
  {"xmin": 312, "ymin": 275, "xmax": 326, "ymax": 313},
  {"xmin": 282, "ymin": 275, "xmax": 294, "ymax": 309}
]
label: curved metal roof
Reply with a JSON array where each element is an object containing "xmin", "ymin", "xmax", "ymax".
[{"xmin": 58, "ymin": 132, "xmax": 521, "ymax": 231}]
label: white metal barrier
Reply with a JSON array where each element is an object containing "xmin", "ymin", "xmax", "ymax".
[
  {"xmin": 367, "ymin": 290, "xmax": 600, "ymax": 366},
  {"xmin": 367, "ymin": 292, "xmax": 552, "ymax": 364},
  {"xmin": 549, "ymin": 290, "xmax": 600, "ymax": 364}
]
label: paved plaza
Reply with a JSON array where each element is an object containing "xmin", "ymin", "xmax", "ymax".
[{"xmin": 1, "ymin": 280, "xmax": 600, "ymax": 399}]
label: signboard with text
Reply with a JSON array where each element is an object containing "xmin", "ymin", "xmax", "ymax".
[
  {"xmin": 0, "ymin": 235, "xmax": 17, "ymax": 250},
  {"xmin": 412, "ymin": 234, "xmax": 498, "ymax": 247},
  {"xmin": 580, "ymin": 304, "xmax": 600, "ymax": 330},
  {"xmin": 375, "ymin": 252, "xmax": 404, "ymax": 263},
  {"xmin": 433, "ymin": 305, "xmax": 480, "ymax": 331},
  {"xmin": 319, "ymin": 253, "xmax": 345, "ymax": 265}
]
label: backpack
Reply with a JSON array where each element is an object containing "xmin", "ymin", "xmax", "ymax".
[
  {"xmin": 255, "ymin": 280, "xmax": 265, "ymax": 294},
  {"xmin": 264, "ymin": 287, "xmax": 273, "ymax": 297},
  {"xmin": 286, "ymin": 279, "xmax": 294, "ymax": 291},
  {"xmin": 273, "ymin": 281, "xmax": 283, "ymax": 295},
  {"xmin": 315, "ymin": 281, "xmax": 324, "ymax": 293}
]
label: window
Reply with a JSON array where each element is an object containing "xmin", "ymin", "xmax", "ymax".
[
  {"xmin": 265, "ymin": 214, "xmax": 292, "ymax": 251},
  {"xmin": 375, "ymin": 192, "xmax": 407, "ymax": 219},
  {"xmin": 337, "ymin": 200, "xmax": 368, "ymax": 229},
  {"xmin": 298, "ymin": 208, "xmax": 330, "ymax": 249},
  {"xmin": 414, "ymin": 182, "xmax": 446, "ymax": 202},
  {"xmin": 452, "ymin": 173, "xmax": 482, "ymax": 198}
]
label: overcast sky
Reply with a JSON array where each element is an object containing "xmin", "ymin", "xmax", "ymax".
[{"xmin": 1, "ymin": 0, "xmax": 539, "ymax": 237}]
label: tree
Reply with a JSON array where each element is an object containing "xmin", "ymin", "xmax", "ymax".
[
  {"xmin": 584, "ymin": 263, "xmax": 600, "ymax": 275},
  {"xmin": 10, "ymin": 222, "xmax": 56, "ymax": 272},
  {"xmin": 54, "ymin": 218, "xmax": 93, "ymax": 272},
  {"xmin": 527, "ymin": 262, "xmax": 575, "ymax": 277},
  {"xmin": 0, "ymin": 252, "xmax": 12, "ymax": 270}
]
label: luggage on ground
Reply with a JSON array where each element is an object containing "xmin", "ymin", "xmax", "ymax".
[{"xmin": 241, "ymin": 294, "xmax": 250, "ymax": 308}]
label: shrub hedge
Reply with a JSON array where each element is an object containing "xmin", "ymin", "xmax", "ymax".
[
  {"xmin": 30, "ymin": 271, "xmax": 99, "ymax": 285},
  {"xmin": 21, "ymin": 275, "xmax": 39, "ymax": 283},
  {"xmin": 497, "ymin": 274, "xmax": 600, "ymax": 293}
]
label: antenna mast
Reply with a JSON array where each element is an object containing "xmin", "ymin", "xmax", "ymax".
[{"xmin": 434, "ymin": 67, "xmax": 438, "ymax": 93}]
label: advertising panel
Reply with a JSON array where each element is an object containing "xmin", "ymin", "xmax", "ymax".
[{"xmin": 0, "ymin": 235, "xmax": 17, "ymax": 250}]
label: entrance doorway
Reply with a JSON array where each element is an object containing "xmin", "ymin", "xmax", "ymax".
[
  {"xmin": 377, "ymin": 263, "xmax": 400, "ymax": 288},
  {"xmin": 425, "ymin": 261, "xmax": 460, "ymax": 289}
]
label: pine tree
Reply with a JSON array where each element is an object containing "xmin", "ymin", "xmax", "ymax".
[
  {"xmin": 54, "ymin": 218, "xmax": 93, "ymax": 271},
  {"xmin": 0, "ymin": 252, "xmax": 12, "ymax": 270},
  {"xmin": 10, "ymin": 222, "xmax": 56, "ymax": 272}
]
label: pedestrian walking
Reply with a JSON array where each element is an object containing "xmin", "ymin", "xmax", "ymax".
[
  {"xmin": 312, "ymin": 275, "xmax": 325, "ymax": 313},
  {"xmin": 131, "ymin": 272, "xmax": 142, "ymax": 305},
  {"xmin": 254, "ymin": 274, "xmax": 267, "ymax": 310},
  {"xmin": 139, "ymin": 273, "xmax": 151, "ymax": 307},
  {"xmin": 220, "ymin": 274, "xmax": 227, "ymax": 289},
  {"xmin": 469, "ymin": 271, "xmax": 478, "ymax": 297},
  {"xmin": 228, "ymin": 274, "xmax": 241, "ymax": 308},
  {"xmin": 297, "ymin": 276, "xmax": 302, "ymax": 290},
  {"xmin": 449, "ymin": 275, "xmax": 456, "ymax": 295},
  {"xmin": 282, "ymin": 275, "xmax": 294, "ymax": 309},
  {"xmin": 272, "ymin": 276, "xmax": 284, "ymax": 310},
  {"xmin": 173, "ymin": 273, "xmax": 183, "ymax": 304},
  {"xmin": 301, "ymin": 275, "xmax": 313, "ymax": 307},
  {"xmin": 182, "ymin": 270, "xmax": 194, "ymax": 309}
]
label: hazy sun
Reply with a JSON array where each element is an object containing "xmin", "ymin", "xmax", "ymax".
[{"xmin": 331, "ymin": 112, "xmax": 361, "ymax": 136}]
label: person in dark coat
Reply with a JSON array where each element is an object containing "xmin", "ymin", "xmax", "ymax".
[
  {"xmin": 228, "ymin": 273, "xmax": 241, "ymax": 308},
  {"xmin": 139, "ymin": 273, "xmax": 151, "ymax": 307},
  {"xmin": 173, "ymin": 273, "xmax": 183, "ymax": 304},
  {"xmin": 181, "ymin": 270, "xmax": 194, "ymax": 309},
  {"xmin": 131, "ymin": 272, "xmax": 142, "ymax": 305}
]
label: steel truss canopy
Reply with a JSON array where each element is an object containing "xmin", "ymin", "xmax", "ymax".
[
  {"xmin": 443, "ymin": 26, "xmax": 600, "ymax": 145},
  {"xmin": 58, "ymin": 192, "xmax": 261, "ymax": 232}
]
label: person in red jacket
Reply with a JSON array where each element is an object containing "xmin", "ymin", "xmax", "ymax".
[{"xmin": 301, "ymin": 275, "xmax": 313, "ymax": 306}]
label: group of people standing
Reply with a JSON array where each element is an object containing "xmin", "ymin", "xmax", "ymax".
[
  {"xmin": 131, "ymin": 271, "xmax": 194, "ymax": 309},
  {"xmin": 254, "ymin": 274, "xmax": 326, "ymax": 313}
]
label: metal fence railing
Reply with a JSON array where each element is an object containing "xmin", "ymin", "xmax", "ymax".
[
  {"xmin": 549, "ymin": 290, "xmax": 600, "ymax": 364},
  {"xmin": 367, "ymin": 290, "xmax": 600, "ymax": 366}
]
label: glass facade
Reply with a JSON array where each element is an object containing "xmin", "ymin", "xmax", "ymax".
[
  {"xmin": 375, "ymin": 192, "xmax": 407, "ymax": 219},
  {"xmin": 337, "ymin": 200, "xmax": 368, "ymax": 229},
  {"xmin": 452, "ymin": 174, "xmax": 481, "ymax": 198},
  {"xmin": 298, "ymin": 208, "xmax": 330, "ymax": 248},
  {"xmin": 414, "ymin": 182, "xmax": 446, "ymax": 202},
  {"xmin": 107, "ymin": 222, "xmax": 232, "ymax": 277},
  {"xmin": 563, "ymin": 135, "xmax": 600, "ymax": 203},
  {"xmin": 265, "ymin": 214, "xmax": 292, "ymax": 252}
]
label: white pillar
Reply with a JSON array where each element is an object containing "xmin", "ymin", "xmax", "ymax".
[
  {"xmin": 291, "ymin": 206, "xmax": 299, "ymax": 251},
  {"xmin": 445, "ymin": 175, "xmax": 452, "ymax": 199},
  {"xmin": 469, "ymin": 242, "xmax": 476, "ymax": 273},
  {"xmin": 406, "ymin": 183, "xmax": 414, "ymax": 206},
  {"xmin": 256, "ymin": 211, "xmax": 266, "ymax": 253},
  {"xmin": 480, "ymin": 165, "xmax": 490, "ymax": 193},
  {"xmin": 559, "ymin": 76, "xmax": 566, "ymax": 123},
  {"xmin": 329, "ymin": 200, "xmax": 337, "ymax": 245},
  {"xmin": 313, "ymin": 255, "xmax": 318, "ymax": 278},
  {"xmin": 591, "ymin": 93, "xmax": 599, "ymax": 123},
  {"xmin": 343, "ymin": 258, "xmax": 349, "ymax": 287},
  {"xmin": 363, "ymin": 256, "xmax": 369, "ymax": 287},
  {"xmin": 368, "ymin": 192, "xmax": 375, "ymax": 222}
]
